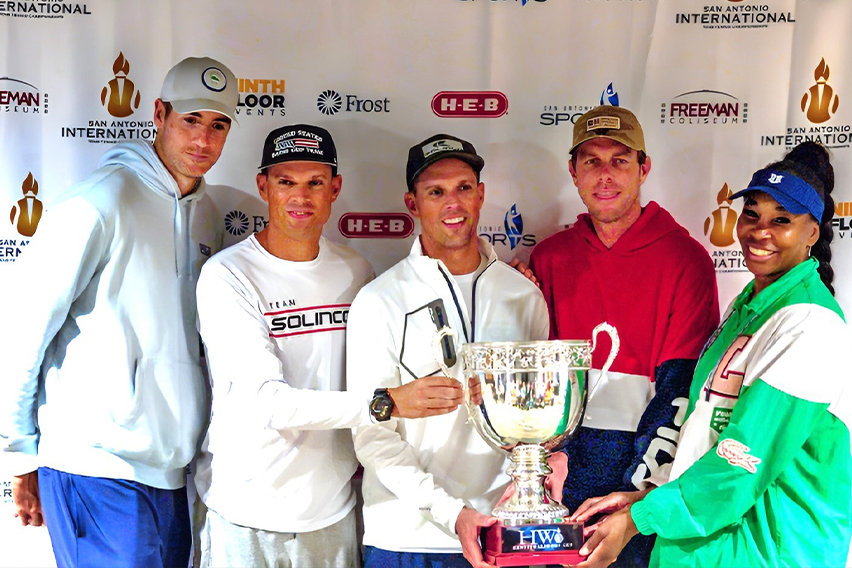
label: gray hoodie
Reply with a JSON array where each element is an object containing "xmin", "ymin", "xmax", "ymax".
[{"xmin": 0, "ymin": 140, "xmax": 222, "ymax": 489}]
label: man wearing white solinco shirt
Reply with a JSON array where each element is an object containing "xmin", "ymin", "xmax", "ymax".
[
  {"xmin": 347, "ymin": 134, "xmax": 552, "ymax": 568},
  {"xmin": 193, "ymin": 124, "xmax": 464, "ymax": 567}
]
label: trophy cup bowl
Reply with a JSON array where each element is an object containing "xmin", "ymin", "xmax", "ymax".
[{"xmin": 436, "ymin": 323, "xmax": 619, "ymax": 567}]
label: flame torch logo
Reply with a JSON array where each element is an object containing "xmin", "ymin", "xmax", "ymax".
[
  {"xmin": 704, "ymin": 183, "xmax": 738, "ymax": 247},
  {"xmin": 101, "ymin": 52, "xmax": 141, "ymax": 118},
  {"xmin": 801, "ymin": 58, "xmax": 839, "ymax": 124},
  {"xmin": 10, "ymin": 172, "xmax": 43, "ymax": 237}
]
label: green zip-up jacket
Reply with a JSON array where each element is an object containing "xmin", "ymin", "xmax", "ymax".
[{"xmin": 631, "ymin": 258, "xmax": 852, "ymax": 568}]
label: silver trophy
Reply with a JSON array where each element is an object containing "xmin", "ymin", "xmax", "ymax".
[{"xmin": 434, "ymin": 323, "xmax": 619, "ymax": 565}]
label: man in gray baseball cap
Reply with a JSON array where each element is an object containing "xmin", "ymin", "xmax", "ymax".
[{"xmin": 3, "ymin": 56, "xmax": 239, "ymax": 568}]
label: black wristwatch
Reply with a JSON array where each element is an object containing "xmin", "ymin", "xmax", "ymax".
[{"xmin": 369, "ymin": 388, "xmax": 395, "ymax": 422}]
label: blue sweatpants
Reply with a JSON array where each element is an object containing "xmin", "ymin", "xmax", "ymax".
[
  {"xmin": 38, "ymin": 467, "xmax": 191, "ymax": 568},
  {"xmin": 364, "ymin": 546, "xmax": 472, "ymax": 568}
]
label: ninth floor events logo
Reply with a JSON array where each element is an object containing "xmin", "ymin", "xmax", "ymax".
[{"xmin": 704, "ymin": 183, "xmax": 746, "ymax": 273}]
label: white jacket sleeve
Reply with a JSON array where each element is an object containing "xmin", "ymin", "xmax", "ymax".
[
  {"xmin": 0, "ymin": 198, "xmax": 110, "ymax": 475},
  {"xmin": 346, "ymin": 291, "xmax": 467, "ymax": 535},
  {"xmin": 196, "ymin": 261, "xmax": 368, "ymax": 431}
]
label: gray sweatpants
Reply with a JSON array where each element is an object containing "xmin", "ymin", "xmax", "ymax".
[{"xmin": 194, "ymin": 500, "xmax": 360, "ymax": 568}]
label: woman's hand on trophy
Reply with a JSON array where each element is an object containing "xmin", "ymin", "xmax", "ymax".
[
  {"xmin": 574, "ymin": 507, "xmax": 639, "ymax": 568},
  {"xmin": 455, "ymin": 507, "xmax": 498, "ymax": 568},
  {"xmin": 569, "ymin": 489, "xmax": 650, "ymax": 537},
  {"xmin": 388, "ymin": 376, "xmax": 464, "ymax": 419}
]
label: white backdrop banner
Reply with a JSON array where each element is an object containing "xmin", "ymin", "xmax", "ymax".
[{"xmin": 1, "ymin": 0, "xmax": 850, "ymax": 565}]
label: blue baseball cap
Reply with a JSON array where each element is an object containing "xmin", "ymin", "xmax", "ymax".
[{"xmin": 730, "ymin": 169, "xmax": 824, "ymax": 221}]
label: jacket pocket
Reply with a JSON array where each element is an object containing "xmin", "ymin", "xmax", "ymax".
[{"xmin": 103, "ymin": 357, "xmax": 207, "ymax": 470}]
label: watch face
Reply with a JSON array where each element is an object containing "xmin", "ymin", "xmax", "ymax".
[{"xmin": 370, "ymin": 394, "xmax": 393, "ymax": 421}]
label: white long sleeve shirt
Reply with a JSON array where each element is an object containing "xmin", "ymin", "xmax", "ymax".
[{"xmin": 193, "ymin": 235, "xmax": 374, "ymax": 533}]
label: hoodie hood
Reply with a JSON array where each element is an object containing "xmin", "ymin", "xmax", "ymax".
[
  {"xmin": 99, "ymin": 140, "xmax": 209, "ymax": 278},
  {"xmin": 98, "ymin": 140, "xmax": 208, "ymax": 203},
  {"xmin": 574, "ymin": 201, "xmax": 689, "ymax": 254}
]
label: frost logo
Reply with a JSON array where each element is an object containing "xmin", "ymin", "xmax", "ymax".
[
  {"xmin": 801, "ymin": 58, "xmax": 839, "ymax": 124},
  {"xmin": 101, "ymin": 52, "xmax": 141, "ymax": 118},
  {"xmin": 504, "ymin": 204, "xmax": 523, "ymax": 249},
  {"xmin": 704, "ymin": 183, "xmax": 738, "ymax": 247},
  {"xmin": 317, "ymin": 90, "xmax": 342, "ymax": 115},
  {"xmin": 224, "ymin": 210, "xmax": 250, "ymax": 236},
  {"xmin": 600, "ymin": 82, "xmax": 619, "ymax": 106}
]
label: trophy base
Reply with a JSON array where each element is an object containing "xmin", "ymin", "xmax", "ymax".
[{"xmin": 480, "ymin": 521, "xmax": 585, "ymax": 567}]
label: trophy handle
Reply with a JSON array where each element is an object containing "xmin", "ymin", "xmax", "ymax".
[
  {"xmin": 587, "ymin": 322, "xmax": 620, "ymax": 403},
  {"xmin": 432, "ymin": 326, "xmax": 458, "ymax": 378}
]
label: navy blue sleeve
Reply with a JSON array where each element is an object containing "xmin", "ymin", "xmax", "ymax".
[{"xmin": 621, "ymin": 358, "xmax": 696, "ymax": 491}]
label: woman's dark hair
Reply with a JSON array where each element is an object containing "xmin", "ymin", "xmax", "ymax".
[{"xmin": 763, "ymin": 141, "xmax": 835, "ymax": 294}]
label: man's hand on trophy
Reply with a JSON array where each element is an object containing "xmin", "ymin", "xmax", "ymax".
[
  {"xmin": 574, "ymin": 506, "xmax": 639, "ymax": 568},
  {"xmin": 569, "ymin": 489, "xmax": 650, "ymax": 538},
  {"xmin": 455, "ymin": 506, "xmax": 498, "ymax": 568},
  {"xmin": 388, "ymin": 376, "xmax": 463, "ymax": 418},
  {"xmin": 468, "ymin": 376, "xmax": 483, "ymax": 406},
  {"xmin": 508, "ymin": 258, "xmax": 539, "ymax": 287}
]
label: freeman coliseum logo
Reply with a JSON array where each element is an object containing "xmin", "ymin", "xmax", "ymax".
[
  {"xmin": 1, "ymin": 77, "xmax": 48, "ymax": 115},
  {"xmin": 62, "ymin": 53, "xmax": 156, "ymax": 144},
  {"xmin": 762, "ymin": 58, "xmax": 848, "ymax": 150},
  {"xmin": 704, "ymin": 183, "xmax": 747, "ymax": 273},
  {"xmin": 2, "ymin": 172, "xmax": 42, "ymax": 263},
  {"xmin": 317, "ymin": 89, "xmax": 389, "ymax": 116},
  {"xmin": 433, "ymin": 91, "xmax": 508, "ymax": 118},
  {"xmin": 237, "ymin": 78, "xmax": 285, "ymax": 119},
  {"xmin": 675, "ymin": 1, "xmax": 794, "ymax": 29},
  {"xmin": 540, "ymin": 82, "xmax": 618, "ymax": 127},
  {"xmin": 0, "ymin": 0, "xmax": 92, "ymax": 19},
  {"xmin": 479, "ymin": 204, "xmax": 536, "ymax": 250},
  {"xmin": 661, "ymin": 90, "xmax": 747, "ymax": 126}
]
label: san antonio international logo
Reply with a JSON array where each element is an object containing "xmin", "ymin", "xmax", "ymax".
[
  {"xmin": 101, "ymin": 52, "xmax": 141, "ymax": 118},
  {"xmin": 801, "ymin": 58, "xmax": 839, "ymax": 124},
  {"xmin": 61, "ymin": 53, "xmax": 155, "ymax": 144},
  {"xmin": 0, "ymin": 0, "xmax": 93, "ymax": 18},
  {"xmin": 704, "ymin": 183, "xmax": 747, "ymax": 273},
  {"xmin": 674, "ymin": 1, "xmax": 794, "ymax": 29},
  {"xmin": 761, "ymin": 57, "xmax": 849, "ymax": 150},
  {"xmin": 9, "ymin": 172, "xmax": 43, "ymax": 237}
]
